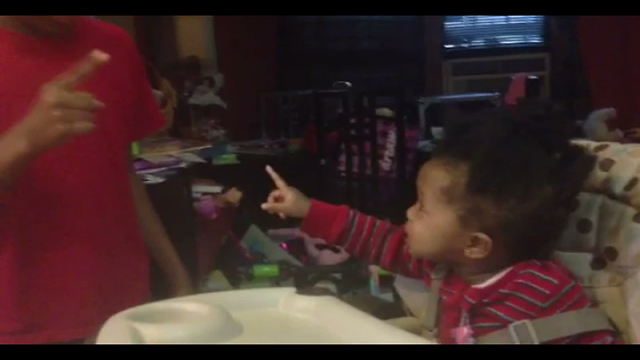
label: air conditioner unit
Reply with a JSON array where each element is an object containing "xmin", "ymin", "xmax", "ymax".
[{"xmin": 442, "ymin": 53, "xmax": 551, "ymax": 96}]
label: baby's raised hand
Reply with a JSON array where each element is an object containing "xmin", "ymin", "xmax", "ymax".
[{"xmin": 261, "ymin": 165, "xmax": 311, "ymax": 220}]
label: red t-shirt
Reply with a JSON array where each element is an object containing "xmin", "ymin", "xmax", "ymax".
[{"xmin": 0, "ymin": 17, "xmax": 164, "ymax": 343}]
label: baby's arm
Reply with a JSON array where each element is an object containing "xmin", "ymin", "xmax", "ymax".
[
  {"xmin": 300, "ymin": 199, "xmax": 433, "ymax": 278},
  {"xmin": 261, "ymin": 165, "xmax": 433, "ymax": 278}
]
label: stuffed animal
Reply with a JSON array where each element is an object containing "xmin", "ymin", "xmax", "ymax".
[
  {"xmin": 194, "ymin": 187, "xmax": 243, "ymax": 220},
  {"xmin": 583, "ymin": 108, "xmax": 624, "ymax": 142}
]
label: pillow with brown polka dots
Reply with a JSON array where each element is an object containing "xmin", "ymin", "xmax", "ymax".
[
  {"xmin": 552, "ymin": 140, "xmax": 640, "ymax": 342},
  {"xmin": 554, "ymin": 192, "xmax": 639, "ymax": 341},
  {"xmin": 624, "ymin": 271, "xmax": 640, "ymax": 343},
  {"xmin": 556, "ymin": 192, "xmax": 639, "ymax": 285},
  {"xmin": 572, "ymin": 140, "xmax": 640, "ymax": 207}
]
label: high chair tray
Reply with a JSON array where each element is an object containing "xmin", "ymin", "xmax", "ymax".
[{"xmin": 97, "ymin": 287, "xmax": 432, "ymax": 344}]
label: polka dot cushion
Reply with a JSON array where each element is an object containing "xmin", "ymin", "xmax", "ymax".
[
  {"xmin": 553, "ymin": 140, "xmax": 640, "ymax": 343},
  {"xmin": 575, "ymin": 140, "xmax": 640, "ymax": 208}
]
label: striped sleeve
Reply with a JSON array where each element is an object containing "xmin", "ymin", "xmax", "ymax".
[{"xmin": 300, "ymin": 200, "xmax": 434, "ymax": 278}]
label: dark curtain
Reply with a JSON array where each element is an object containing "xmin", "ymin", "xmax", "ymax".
[{"xmin": 579, "ymin": 16, "xmax": 640, "ymax": 129}]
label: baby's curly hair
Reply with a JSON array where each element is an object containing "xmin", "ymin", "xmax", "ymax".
[{"xmin": 432, "ymin": 102, "xmax": 596, "ymax": 262}]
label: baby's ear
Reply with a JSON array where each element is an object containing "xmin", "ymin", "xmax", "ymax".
[{"xmin": 464, "ymin": 233, "xmax": 493, "ymax": 260}]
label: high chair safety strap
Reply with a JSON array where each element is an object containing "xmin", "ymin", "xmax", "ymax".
[
  {"xmin": 421, "ymin": 264, "xmax": 448, "ymax": 338},
  {"xmin": 475, "ymin": 307, "xmax": 615, "ymax": 344}
]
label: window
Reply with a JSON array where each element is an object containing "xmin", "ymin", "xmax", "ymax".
[{"xmin": 443, "ymin": 16, "xmax": 546, "ymax": 52}]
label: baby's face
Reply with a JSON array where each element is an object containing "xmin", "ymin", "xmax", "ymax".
[{"xmin": 404, "ymin": 160, "xmax": 470, "ymax": 262}]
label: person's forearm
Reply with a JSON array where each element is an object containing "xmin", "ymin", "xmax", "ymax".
[
  {"xmin": 129, "ymin": 171, "xmax": 192, "ymax": 293},
  {"xmin": 0, "ymin": 128, "xmax": 37, "ymax": 194}
]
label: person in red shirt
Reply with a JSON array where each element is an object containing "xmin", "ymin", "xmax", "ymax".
[
  {"xmin": 262, "ymin": 104, "xmax": 622, "ymax": 344},
  {"xmin": 0, "ymin": 16, "xmax": 192, "ymax": 343}
]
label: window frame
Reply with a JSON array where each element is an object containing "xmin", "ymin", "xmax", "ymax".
[{"xmin": 442, "ymin": 16, "xmax": 550, "ymax": 59}]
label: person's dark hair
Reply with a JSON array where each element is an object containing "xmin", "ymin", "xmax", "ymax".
[{"xmin": 432, "ymin": 101, "xmax": 596, "ymax": 262}]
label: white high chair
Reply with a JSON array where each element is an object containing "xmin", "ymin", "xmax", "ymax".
[{"xmin": 96, "ymin": 287, "xmax": 432, "ymax": 344}]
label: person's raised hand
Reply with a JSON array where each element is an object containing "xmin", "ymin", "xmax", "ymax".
[{"xmin": 11, "ymin": 49, "xmax": 110, "ymax": 154}]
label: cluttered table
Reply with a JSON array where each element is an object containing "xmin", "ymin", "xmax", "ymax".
[{"xmin": 133, "ymin": 137, "xmax": 319, "ymax": 299}]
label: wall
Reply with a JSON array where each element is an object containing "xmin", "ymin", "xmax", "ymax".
[
  {"xmin": 579, "ymin": 16, "xmax": 640, "ymax": 129},
  {"xmin": 214, "ymin": 16, "xmax": 279, "ymax": 140},
  {"xmin": 424, "ymin": 16, "xmax": 444, "ymax": 96},
  {"xmin": 97, "ymin": 16, "xmax": 136, "ymax": 37},
  {"xmin": 548, "ymin": 16, "xmax": 592, "ymax": 120},
  {"xmin": 99, "ymin": 16, "xmax": 217, "ymax": 72},
  {"xmin": 174, "ymin": 16, "xmax": 218, "ymax": 74}
]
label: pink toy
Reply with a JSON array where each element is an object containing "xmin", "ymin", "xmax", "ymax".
[
  {"xmin": 267, "ymin": 228, "xmax": 350, "ymax": 266},
  {"xmin": 195, "ymin": 195, "xmax": 220, "ymax": 220},
  {"xmin": 504, "ymin": 73, "xmax": 528, "ymax": 106}
]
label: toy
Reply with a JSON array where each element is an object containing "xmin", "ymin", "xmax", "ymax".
[
  {"xmin": 582, "ymin": 108, "xmax": 624, "ymax": 142},
  {"xmin": 267, "ymin": 228, "xmax": 350, "ymax": 266}
]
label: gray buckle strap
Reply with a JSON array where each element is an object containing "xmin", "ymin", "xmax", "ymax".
[
  {"xmin": 476, "ymin": 308, "xmax": 615, "ymax": 344},
  {"xmin": 507, "ymin": 320, "xmax": 540, "ymax": 344},
  {"xmin": 421, "ymin": 264, "xmax": 448, "ymax": 337}
]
